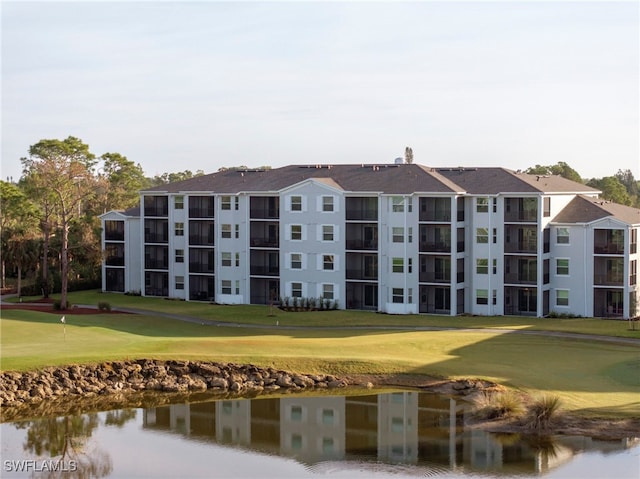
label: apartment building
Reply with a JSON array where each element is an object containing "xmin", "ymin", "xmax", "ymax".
[{"xmin": 100, "ymin": 163, "xmax": 640, "ymax": 319}]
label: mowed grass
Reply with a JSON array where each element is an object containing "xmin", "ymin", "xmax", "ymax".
[
  {"xmin": 10, "ymin": 290, "xmax": 640, "ymax": 338},
  {"xmin": 1, "ymin": 308, "xmax": 638, "ymax": 416}
]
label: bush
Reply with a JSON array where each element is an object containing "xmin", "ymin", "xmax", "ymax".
[
  {"xmin": 97, "ymin": 301, "xmax": 112, "ymax": 312},
  {"xmin": 526, "ymin": 395, "xmax": 562, "ymax": 431},
  {"xmin": 474, "ymin": 390, "xmax": 526, "ymax": 419},
  {"xmin": 53, "ymin": 300, "xmax": 72, "ymax": 311}
]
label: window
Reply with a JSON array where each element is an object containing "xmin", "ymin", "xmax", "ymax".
[
  {"xmin": 221, "ymin": 252, "xmax": 231, "ymax": 267},
  {"xmin": 235, "ymin": 280, "xmax": 240, "ymax": 294},
  {"xmin": 492, "ymin": 289, "xmax": 497, "ymax": 305},
  {"xmin": 408, "ymin": 288, "xmax": 413, "ymax": 303},
  {"xmin": 408, "ymin": 257, "xmax": 413, "ymax": 274},
  {"xmin": 493, "ymin": 197, "xmax": 497, "ymax": 213},
  {"xmin": 291, "ymin": 225, "xmax": 302, "ymax": 240},
  {"xmin": 392, "ymin": 196, "xmax": 404, "ymax": 212},
  {"xmin": 493, "ymin": 259, "xmax": 497, "ymax": 274},
  {"xmin": 408, "ymin": 227, "xmax": 413, "ymax": 243},
  {"xmin": 476, "ymin": 259, "xmax": 488, "ymax": 274},
  {"xmin": 234, "ymin": 196, "xmax": 239, "ymax": 210},
  {"xmin": 392, "ymin": 227, "xmax": 404, "ymax": 243},
  {"xmin": 476, "ymin": 289, "xmax": 488, "ymax": 305},
  {"xmin": 175, "ymin": 249, "xmax": 184, "ymax": 263},
  {"xmin": 493, "ymin": 228, "xmax": 497, "ymax": 244},
  {"xmin": 221, "ymin": 280, "xmax": 232, "ymax": 294},
  {"xmin": 291, "ymin": 406, "xmax": 302, "ymax": 422},
  {"xmin": 556, "ymin": 289, "xmax": 569, "ymax": 306},
  {"xmin": 175, "ymin": 196, "xmax": 184, "ymax": 209},
  {"xmin": 291, "ymin": 253, "xmax": 302, "ymax": 269},
  {"xmin": 392, "ymin": 288, "xmax": 404, "ymax": 303},
  {"xmin": 322, "ymin": 409, "xmax": 334, "ymax": 425},
  {"xmin": 556, "ymin": 258, "xmax": 569, "ymax": 275},
  {"xmin": 175, "ymin": 222, "xmax": 184, "ymax": 236},
  {"xmin": 291, "ymin": 282, "xmax": 302, "ymax": 298},
  {"xmin": 323, "ymin": 255, "xmax": 334, "ymax": 271},
  {"xmin": 476, "ymin": 228, "xmax": 489, "ymax": 244},
  {"xmin": 291, "ymin": 195, "xmax": 302, "ymax": 211},
  {"xmin": 235, "ymin": 252, "xmax": 240, "ymax": 267},
  {"xmin": 557, "ymin": 228, "xmax": 569, "ymax": 244},
  {"xmin": 322, "ymin": 225, "xmax": 334, "ymax": 241},
  {"xmin": 175, "ymin": 276, "xmax": 184, "ymax": 290},
  {"xmin": 476, "ymin": 197, "xmax": 489, "ymax": 213},
  {"xmin": 235, "ymin": 224, "xmax": 239, "ymax": 239},
  {"xmin": 630, "ymin": 260, "xmax": 637, "ymax": 286},
  {"xmin": 322, "ymin": 196, "xmax": 334, "ymax": 212},
  {"xmin": 221, "ymin": 196, "xmax": 231, "ymax": 210},
  {"xmin": 221, "ymin": 224, "xmax": 231, "ymax": 238},
  {"xmin": 543, "ymin": 197, "xmax": 551, "ymax": 217},
  {"xmin": 322, "ymin": 284, "xmax": 334, "ymax": 300},
  {"xmin": 392, "ymin": 257, "xmax": 404, "ymax": 273}
]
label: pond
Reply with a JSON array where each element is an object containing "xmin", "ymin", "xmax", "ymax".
[{"xmin": 1, "ymin": 391, "xmax": 638, "ymax": 478}]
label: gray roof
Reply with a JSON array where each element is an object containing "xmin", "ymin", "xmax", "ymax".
[
  {"xmin": 144, "ymin": 164, "xmax": 462, "ymax": 195},
  {"xmin": 144, "ymin": 164, "xmax": 599, "ymax": 196},
  {"xmin": 435, "ymin": 167, "xmax": 600, "ymax": 195},
  {"xmin": 552, "ymin": 196, "xmax": 640, "ymax": 225}
]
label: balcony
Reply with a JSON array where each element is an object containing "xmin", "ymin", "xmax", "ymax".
[
  {"xmin": 345, "ymin": 223, "xmax": 378, "ymax": 251},
  {"xmin": 104, "ymin": 220, "xmax": 125, "ymax": 241},
  {"xmin": 144, "ymin": 245, "xmax": 168, "ymax": 270},
  {"xmin": 419, "ymin": 256, "xmax": 451, "ymax": 283},
  {"xmin": 594, "ymin": 257, "xmax": 624, "ymax": 286},
  {"xmin": 249, "ymin": 266, "xmax": 280, "ymax": 276},
  {"xmin": 144, "ymin": 219, "xmax": 168, "ymax": 243},
  {"xmin": 504, "ymin": 257, "xmax": 537, "ymax": 285},
  {"xmin": 189, "ymin": 248, "xmax": 214, "ymax": 274},
  {"xmin": 504, "ymin": 225, "xmax": 538, "ymax": 253},
  {"xmin": 250, "ymin": 197, "xmax": 279, "ymax": 219},
  {"xmin": 419, "ymin": 197, "xmax": 451, "ymax": 222},
  {"xmin": 105, "ymin": 243, "xmax": 125, "ymax": 266},
  {"xmin": 345, "ymin": 197, "xmax": 378, "ymax": 221},
  {"xmin": 188, "ymin": 196, "xmax": 214, "ymax": 218},
  {"xmin": 250, "ymin": 250, "xmax": 279, "ymax": 276},
  {"xmin": 419, "ymin": 226, "xmax": 451, "ymax": 253},
  {"xmin": 143, "ymin": 196, "xmax": 168, "ymax": 217},
  {"xmin": 346, "ymin": 253, "xmax": 377, "ymax": 280},
  {"xmin": 504, "ymin": 198, "xmax": 537, "ymax": 223},
  {"xmin": 189, "ymin": 262, "xmax": 214, "ymax": 274},
  {"xmin": 189, "ymin": 220, "xmax": 215, "ymax": 246},
  {"xmin": 250, "ymin": 222, "xmax": 279, "ymax": 248}
]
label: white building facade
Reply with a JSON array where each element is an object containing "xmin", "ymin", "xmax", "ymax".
[{"xmin": 100, "ymin": 164, "xmax": 640, "ymax": 319}]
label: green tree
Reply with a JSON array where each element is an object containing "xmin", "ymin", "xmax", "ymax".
[
  {"xmin": 21, "ymin": 136, "xmax": 97, "ymax": 309},
  {"xmin": 614, "ymin": 169, "xmax": 639, "ymax": 207},
  {"xmin": 150, "ymin": 169, "xmax": 205, "ymax": 186},
  {"xmin": 0, "ymin": 181, "xmax": 39, "ymax": 289},
  {"xmin": 525, "ymin": 162, "xmax": 583, "ymax": 183},
  {"xmin": 97, "ymin": 152, "xmax": 150, "ymax": 212},
  {"xmin": 587, "ymin": 176, "xmax": 632, "ymax": 205}
]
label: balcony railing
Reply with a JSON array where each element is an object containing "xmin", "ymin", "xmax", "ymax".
[
  {"xmin": 144, "ymin": 233, "xmax": 168, "ymax": 244},
  {"xmin": 250, "ymin": 208, "xmax": 279, "ymax": 220},
  {"xmin": 345, "ymin": 239, "xmax": 378, "ymax": 251},
  {"xmin": 504, "ymin": 273, "xmax": 537, "ymax": 285},
  {"xmin": 346, "ymin": 269, "xmax": 378, "ymax": 280},
  {"xmin": 593, "ymin": 274, "xmax": 624, "ymax": 286},
  {"xmin": 419, "ymin": 242, "xmax": 451, "ymax": 253},
  {"xmin": 105, "ymin": 256, "xmax": 125, "ymax": 266},
  {"xmin": 250, "ymin": 266, "xmax": 280, "ymax": 276},
  {"xmin": 504, "ymin": 211, "xmax": 537, "ymax": 222},
  {"xmin": 419, "ymin": 272, "xmax": 451, "ymax": 283},
  {"xmin": 145, "ymin": 259, "xmax": 168, "ymax": 270},
  {"xmin": 189, "ymin": 208, "xmax": 214, "ymax": 218},
  {"xmin": 189, "ymin": 262, "xmax": 214, "ymax": 274},
  {"xmin": 504, "ymin": 241, "xmax": 537, "ymax": 254},
  {"xmin": 189, "ymin": 234, "xmax": 214, "ymax": 246},
  {"xmin": 345, "ymin": 209, "xmax": 378, "ymax": 221},
  {"xmin": 250, "ymin": 238, "xmax": 279, "ymax": 248},
  {"xmin": 594, "ymin": 244, "xmax": 624, "ymax": 255}
]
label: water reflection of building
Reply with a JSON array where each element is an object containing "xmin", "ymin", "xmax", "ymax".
[{"xmin": 142, "ymin": 392, "xmax": 635, "ymax": 476}]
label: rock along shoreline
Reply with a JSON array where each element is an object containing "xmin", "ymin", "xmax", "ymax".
[{"xmin": 0, "ymin": 359, "xmax": 349, "ymax": 416}]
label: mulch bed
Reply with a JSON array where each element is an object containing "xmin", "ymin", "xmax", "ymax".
[{"xmin": 1, "ymin": 298, "xmax": 129, "ymax": 315}]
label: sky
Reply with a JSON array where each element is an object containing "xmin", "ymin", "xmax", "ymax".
[{"xmin": 1, "ymin": 0, "xmax": 638, "ymax": 183}]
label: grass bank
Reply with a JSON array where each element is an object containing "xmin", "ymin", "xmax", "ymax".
[{"xmin": 1, "ymin": 306, "xmax": 638, "ymax": 417}]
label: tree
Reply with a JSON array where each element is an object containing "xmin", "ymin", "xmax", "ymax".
[
  {"xmin": 0, "ymin": 181, "xmax": 39, "ymax": 289},
  {"xmin": 149, "ymin": 169, "xmax": 205, "ymax": 186},
  {"xmin": 615, "ymin": 169, "xmax": 639, "ymax": 207},
  {"xmin": 97, "ymin": 153, "xmax": 150, "ymax": 213},
  {"xmin": 404, "ymin": 147, "xmax": 413, "ymax": 164},
  {"xmin": 525, "ymin": 162, "xmax": 582, "ymax": 183},
  {"xmin": 21, "ymin": 136, "xmax": 96, "ymax": 309},
  {"xmin": 587, "ymin": 176, "xmax": 632, "ymax": 205}
]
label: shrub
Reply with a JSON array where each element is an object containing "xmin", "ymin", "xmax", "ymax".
[
  {"xmin": 97, "ymin": 301, "xmax": 112, "ymax": 312},
  {"xmin": 474, "ymin": 390, "xmax": 526, "ymax": 419},
  {"xmin": 526, "ymin": 395, "xmax": 562, "ymax": 431},
  {"xmin": 53, "ymin": 300, "xmax": 72, "ymax": 311}
]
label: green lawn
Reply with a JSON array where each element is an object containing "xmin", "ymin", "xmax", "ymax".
[
  {"xmin": 10, "ymin": 290, "xmax": 640, "ymax": 338},
  {"xmin": 1, "ymin": 306, "xmax": 638, "ymax": 417}
]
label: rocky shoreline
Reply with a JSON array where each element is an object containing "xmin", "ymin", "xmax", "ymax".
[{"xmin": 2, "ymin": 361, "xmax": 639, "ymax": 440}]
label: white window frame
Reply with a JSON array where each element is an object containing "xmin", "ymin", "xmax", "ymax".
[
  {"xmin": 392, "ymin": 288, "xmax": 404, "ymax": 303},
  {"xmin": 290, "ymin": 253, "xmax": 302, "ymax": 270},
  {"xmin": 392, "ymin": 227, "xmax": 404, "ymax": 243},
  {"xmin": 322, "ymin": 196, "xmax": 334, "ymax": 212},
  {"xmin": 557, "ymin": 227, "xmax": 570, "ymax": 244},
  {"xmin": 392, "ymin": 257, "xmax": 404, "ymax": 273},
  {"xmin": 476, "ymin": 228, "xmax": 489, "ymax": 244},
  {"xmin": 476, "ymin": 258, "xmax": 489, "ymax": 274},
  {"xmin": 291, "ymin": 282, "xmax": 303, "ymax": 298},
  {"xmin": 221, "ymin": 196, "xmax": 231, "ymax": 210},
  {"xmin": 175, "ymin": 249, "xmax": 184, "ymax": 263},
  {"xmin": 175, "ymin": 222, "xmax": 184, "ymax": 236},
  {"xmin": 323, "ymin": 254, "xmax": 335, "ymax": 271},
  {"xmin": 175, "ymin": 275, "xmax": 184, "ymax": 290},
  {"xmin": 221, "ymin": 252, "xmax": 232, "ymax": 267},
  {"xmin": 322, "ymin": 283, "xmax": 334, "ymax": 300},
  {"xmin": 476, "ymin": 197, "xmax": 489, "ymax": 213},
  {"xmin": 556, "ymin": 258, "xmax": 569, "ymax": 276},
  {"xmin": 392, "ymin": 196, "xmax": 404, "ymax": 213},
  {"xmin": 174, "ymin": 196, "xmax": 184, "ymax": 209},
  {"xmin": 322, "ymin": 225, "xmax": 334, "ymax": 242},
  {"xmin": 290, "ymin": 195, "xmax": 302, "ymax": 212},
  {"xmin": 556, "ymin": 289, "xmax": 569, "ymax": 306},
  {"xmin": 221, "ymin": 280, "xmax": 232, "ymax": 294},
  {"xmin": 221, "ymin": 223, "xmax": 232, "ymax": 239},
  {"xmin": 291, "ymin": 224, "xmax": 302, "ymax": 241}
]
